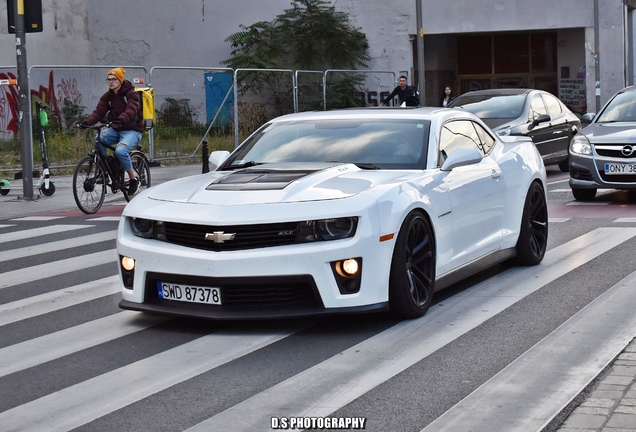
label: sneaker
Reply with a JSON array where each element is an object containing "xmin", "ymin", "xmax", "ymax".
[{"xmin": 128, "ymin": 178, "xmax": 139, "ymax": 195}]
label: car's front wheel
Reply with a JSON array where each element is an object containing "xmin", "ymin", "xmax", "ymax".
[
  {"xmin": 513, "ymin": 182, "xmax": 548, "ymax": 265},
  {"xmin": 572, "ymin": 187, "xmax": 597, "ymax": 201},
  {"xmin": 389, "ymin": 211, "xmax": 435, "ymax": 319}
]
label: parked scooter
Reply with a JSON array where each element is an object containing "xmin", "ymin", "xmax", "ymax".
[
  {"xmin": 35, "ymin": 102, "xmax": 55, "ymax": 196},
  {"xmin": 0, "ymin": 178, "xmax": 9, "ymax": 195}
]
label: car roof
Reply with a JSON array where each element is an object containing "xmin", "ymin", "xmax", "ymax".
[
  {"xmin": 268, "ymin": 107, "xmax": 478, "ymax": 123},
  {"xmin": 456, "ymin": 88, "xmax": 533, "ymax": 97}
]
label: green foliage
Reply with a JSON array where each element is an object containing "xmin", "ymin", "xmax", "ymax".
[
  {"xmin": 156, "ymin": 98, "xmax": 203, "ymax": 129},
  {"xmin": 222, "ymin": 0, "xmax": 370, "ymax": 114}
]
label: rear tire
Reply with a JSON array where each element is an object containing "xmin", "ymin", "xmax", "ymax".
[
  {"xmin": 73, "ymin": 156, "xmax": 106, "ymax": 214},
  {"xmin": 124, "ymin": 152, "xmax": 152, "ymax": 202},
  {"xmin": 389, "ymin": 211, "xmax": 436, "ymax": 319},
  {"xmin": 571, "ymin": 187, "xmax": 596, "ymax": 201},
  {"xmin": 513, "ymin": 182, "xmax": 548, "ymax": 265}
]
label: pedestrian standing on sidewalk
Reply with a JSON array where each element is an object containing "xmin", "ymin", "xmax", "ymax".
[{"xmin": 441, "ymin": 85, "xmax": 455, "ymax": 107}]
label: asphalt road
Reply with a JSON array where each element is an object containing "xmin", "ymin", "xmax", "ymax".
[{"xmin": 1, "ymin": 165, "xmax": 636, "ymax": 431}]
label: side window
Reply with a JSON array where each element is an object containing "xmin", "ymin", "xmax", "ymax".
[
  {"xmin": 473, "ymin": 122, "xmax": 496, "ymax": 155},
  {"xmin": 542, "ymin": 94, "xmax": 562, "ymax": 117},
  {"xmin": 439, "ymin": 120, "xmax": 484, "ymax": 165},
  {"xmin": 528, "ymin": 95, "xmax": 547, "ymax": 122}
]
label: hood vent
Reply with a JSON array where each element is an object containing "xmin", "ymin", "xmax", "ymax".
[{"xmin": 206, "ymin": 170, "xmax": 317, "ymax": 191}]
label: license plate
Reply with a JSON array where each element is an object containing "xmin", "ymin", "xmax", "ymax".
[
  {"xmin": 157, "ymin": 282, "xmax": 221, "ymax": 305},
  {"xmin": 604, "ymin": 163, "xmax": 636, "ymax": 175}
]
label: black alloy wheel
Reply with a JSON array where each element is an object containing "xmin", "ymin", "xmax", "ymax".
[
  {"xmin": 389, "ymin": 211, "xmax": 436, "ymax": 319},
  {"xmin": 514, "ymin": 182, "xmax": 548, "ymax": 265}
]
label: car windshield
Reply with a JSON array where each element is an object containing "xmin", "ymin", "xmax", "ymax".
[
  {"xmin": 449, "ymin": 94, "xmax": 526, "ymax": 119},
  {"xmin": 596, "ymin": 91, "xmax": 636, "ymax": 123},
  {"xmin": 223, "ymin": 119, "xmax": 431, "ymax": 170}
]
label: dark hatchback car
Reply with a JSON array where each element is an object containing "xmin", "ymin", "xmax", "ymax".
[
  {"xmin": 569, "ymin": 85, "xmax": 636, "ymax": 201},
  {"xmin": 447, "ymin": 89, "xmax": 582, "ymax": 171}
]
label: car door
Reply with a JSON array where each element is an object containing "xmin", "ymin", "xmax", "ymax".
[
  {"xmin": 525, "ymin": 93, "xmax": 557, "ymax": 158},
  {"xmin": 541, "ymin": 93, "xmax": 571, "ymax": 159},
  {"xmin": 438, "ymin": 120, "xmax": 506, "ymax": 274}
]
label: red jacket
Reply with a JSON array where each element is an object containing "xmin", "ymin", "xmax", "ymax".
[{"xmin": 85, "ymin": 80, "xmax": 144, "ymax": 132}]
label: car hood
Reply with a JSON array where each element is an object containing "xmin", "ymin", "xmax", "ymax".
[
  {"xmin": 582, "ymin": 122, "xmax": 636, "ymax": 143},
  {"xmin": 146, "ymin": 163, "xmax": 417, "ymax": 205}
]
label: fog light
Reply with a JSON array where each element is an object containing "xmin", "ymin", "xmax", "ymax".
[
  {"xmin": 121, "ymin": 256, "xmax": 135, "ymax": 271},
  {"xmin": 342, "ymin": 258, "xmax": 359, "ymax": 275}
]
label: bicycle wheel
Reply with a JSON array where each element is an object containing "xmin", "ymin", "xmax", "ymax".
[
  {"xmin": 123, "ymin": 151, "xmax": 152, "ymax": 202},
  {"xmin": 73, "ymin": 155, "xmax": 106, "ymax": 214}
]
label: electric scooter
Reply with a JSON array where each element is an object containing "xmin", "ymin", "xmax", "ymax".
[
  {"xmin": 0, "ymin": 178, "xmax": 9, "ymax": 195},
  {"xmin": 35, "ymin": 102, "xmax": 55, "ymax": 196}
]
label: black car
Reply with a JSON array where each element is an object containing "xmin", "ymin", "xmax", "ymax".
[{"xmin": 447, "ymin": 89, "xmax": 582, "ymax": 171}]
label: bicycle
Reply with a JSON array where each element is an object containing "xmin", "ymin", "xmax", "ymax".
[{"xmin": 73, "ymin": 123, "xmax": 151, "ymax": 214}]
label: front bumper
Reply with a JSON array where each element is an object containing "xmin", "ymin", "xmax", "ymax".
[{"xmin": 569, "ymin": 153, "xmax": 636, "ymax": 190}]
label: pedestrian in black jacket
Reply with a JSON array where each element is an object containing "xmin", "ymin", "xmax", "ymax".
[{"xmin": 380, "ymin": 76, "xmax": 420, "ymax": 107}]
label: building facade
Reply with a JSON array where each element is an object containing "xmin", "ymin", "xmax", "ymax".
[{"xmin": 0, "ymin": 0, "xmax": 633, "ymax": 114}]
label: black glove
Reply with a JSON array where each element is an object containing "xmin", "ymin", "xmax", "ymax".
[
  {"xmin": 110, "ymin": 119, "xmax": 123, "ymax": 129},
  {"xmin": 76, "ymin": 122, "xmax": 89, "ymax": 129}
]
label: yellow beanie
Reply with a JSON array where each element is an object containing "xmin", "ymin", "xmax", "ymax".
[{"xmin": 107, "ymin": 67, "xmax": 125, "ymax": 83}]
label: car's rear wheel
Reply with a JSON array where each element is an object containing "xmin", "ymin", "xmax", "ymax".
[
  {"xmin": 558, "ymin": 158, "xmax": 569, "ymax": 172},
  {"xmin": 513, "ymin": 182, "xmax": 548, "ymax": 266},
  {"xmin": 389, "ymin": 211, "xmax": 435, "ymax": 319},
  {"xmin": 572, "ymin": 187, "xmax": 597, "ymax": 201}
]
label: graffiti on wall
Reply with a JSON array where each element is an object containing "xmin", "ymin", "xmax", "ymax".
[
  {"xmin": 0, "ymin": 70, "xmax": 85, "ymax": 140},
  {"xmin": 0, "ymin": 72, "xmax": 20, "ymax": 141}
]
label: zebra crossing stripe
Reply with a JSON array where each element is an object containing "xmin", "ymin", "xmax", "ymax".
[
  {"xmin": 0, "ymin": 326, "xmax": 305, "ymax": 432},
  {"xmin": 0, "ymin": 275, "xmax": 120, "ymax": 327},
  {"xmin": 0, "ymin": 311, "xmax": 166, "ymax": 379},
  {"xmin": 1, "ymin": 249, "xmax": 116, "ymax": 289},
  {"xmin": 0, "ymin": 224, "xmax": 93, "ymax": 244},
  {"xmin": 0, "ymin": 231, "xmax": 116, "ymax": 263},
  {"xmin": 422, "ymin": 269, "xmax": 636, "ymax": 432},
  {"xmin": 186, "ymin": 227, "xmax": 636, "ymax": 431}
]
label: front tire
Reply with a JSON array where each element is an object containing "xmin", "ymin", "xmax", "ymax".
[
  {"xmin": 513, "ymin": 182, "xmax": 548, "ymax": 265},
  {"xmin": 572, "ymin": 187, "xmax": 596, "ymax": 201},
  {"xmin": 389, "ymin": 211, "xmax": 436, "ymax": 319},
  {"xmin": 40, "ymin": 182, "xmax": 55, "ymax": 196},
  {"xmin": 73, "ymin": 156, "xmax": 106, "ymax": 214}
]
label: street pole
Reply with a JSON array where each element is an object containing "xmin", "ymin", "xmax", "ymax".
[
  {"xmin": 594, "ymin": 0, "xmax": 601, "ymax": 112},
  {"xmin": 415, "ymin": 0, "xmax": 425, "ymax": 105},
  {"xmin": 13, "ymin": 0, "xmax": 34, "ymax": 199}
]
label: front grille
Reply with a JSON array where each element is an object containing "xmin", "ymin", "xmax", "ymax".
[
  {"xmin": 598, "ymin": 171, "xmax": 636, "ymax": 183},
  {"xmin": 164, "ymin": 221, "xmax": 298, "ymax": 251},
  {"xmin": 595, "ymin": 146, "xmax": 636, "ymax": 159},
  {"xmin": 146, "ymin": 273, "xmax": 323, "ymax": 308}
]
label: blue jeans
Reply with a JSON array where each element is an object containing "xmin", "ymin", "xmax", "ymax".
[{"xmin": 96, "ymin": 127, "xmax": 142, "ymax": 171}]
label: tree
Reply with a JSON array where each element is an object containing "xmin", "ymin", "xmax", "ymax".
[{"xmin": 222, "ymin": 0, "xmax": 370, "ymax": 113}]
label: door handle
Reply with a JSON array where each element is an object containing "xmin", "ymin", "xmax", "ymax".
[{"xmin": 491, "ymin": 169, "xmax": 501, "ymax": 179}]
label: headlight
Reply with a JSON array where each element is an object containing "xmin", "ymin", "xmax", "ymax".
[
  {"xmin": 130, "ymin": 218, "xmax": 165, "ymax": 240},
  {"xmin": 298, "ymin": 217, "xmax": 358, "ymax": 242},
  {"xmin": 496, "ymin": 128, "xmax": 511, "ymax": 137},
  {"xmin": 570, "ymin": 134, "xmax": 592, "ymax": 155}
]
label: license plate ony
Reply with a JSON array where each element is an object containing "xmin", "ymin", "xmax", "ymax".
[
  {"xmin": 157, "ymin": 282, "xmax": 221, "ymax": 305},
  {"xmin": 605, "ymin": 163, "xmax": 636, "ymax": 175}
]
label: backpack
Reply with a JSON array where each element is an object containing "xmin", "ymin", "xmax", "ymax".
[
  {"xmin": 407, "ymin": 86, "xmax": 420, "ymax": 106},
  {"xmin": 109, "ymin": 87, "xmax": 156, "ymax": 130}
]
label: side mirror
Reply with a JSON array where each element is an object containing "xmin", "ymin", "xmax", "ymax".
[
  {"xmin": 529, "ymin": 114, "xmax": 551, "ymax": 129},
  {"xmin": 208, "ymin": 150, "xmax": 230, "ymax": 171},
  {"xmin": 581, "ymin": 112, "xmax": 595, "ymax": 125},
  {"xmin": 441, "ymin": 147, "xmax": 483, "ymax": 171}
]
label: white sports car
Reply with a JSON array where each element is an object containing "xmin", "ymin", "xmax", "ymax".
[{"xmin": 117, "ymin": 107, "xmax": 548, "ymax": 320}]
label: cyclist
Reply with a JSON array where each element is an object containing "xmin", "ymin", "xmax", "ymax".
[{"xmin": 77, "ymin": 67, "xmax": 142, "ymax": 194}]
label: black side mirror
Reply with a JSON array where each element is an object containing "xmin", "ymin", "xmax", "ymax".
[{"xmin": 528, "ymin": 114, "xmax": 551, "ymax": 130}]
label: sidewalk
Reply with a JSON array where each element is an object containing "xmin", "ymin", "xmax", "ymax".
[{"xmin": 0, "ymin": 163, "xmax": 203, "ymax": 220}]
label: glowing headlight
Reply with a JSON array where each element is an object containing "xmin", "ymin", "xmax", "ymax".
[{"xmin": 570, "ymin": 135, "xmax": 592, "ymax": 155}]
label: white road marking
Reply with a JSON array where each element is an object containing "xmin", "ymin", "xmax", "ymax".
[
  {"xmin": 0, "ymin": 249, "xmax": 117, "ymax": 289},
  {"xmin": 549, "ymin": 188, "xmax": 572, "ymax": 192},
  {"xmin": 614, "ymin": 218, "xmax": 636, "ymax": 223},
  {"xmin": 0, "ymin": 231, "xmax": 116, "ymax": 263},
  {"xmin": 566, "ymin": 201, "xmax": 611, "ymax": 205},
  {"xmin": 0, "ymin": 275, "xmax": 120, "ymax": 326},
  {"xmin": 0, "ymin": 311, "xmax": 166, "ymax": 379},
  {"xmin": 548, "ymin": 218, "xmax": 570, "ymax": 223},
  {"xmin": 422, "ymin": 270, "xmax": 636, "ymax": 432},
  {"xmin": 0, "ymin": 224, "xmax": 92, "ymax": 244},
  {"xmin": 0, "ymin": 224, "xmax": 15, "ymax": 229},
  {"xmin": 10, "ymin": 216, "xmax": 66, "ymax": 221},
  {"xmin": 87, "ymin": 216, "xmax": 121, "ymax": 222},
  {"xmin": 185, "ymin": 227, "xmax": 636, "ymax": 432},
  {"xmin": 0, "ymin": 327, "xmax": 304, "ymax": 432}
]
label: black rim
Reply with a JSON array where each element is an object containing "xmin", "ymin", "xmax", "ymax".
[
  {"xmin": 528, "ymin": 188, "xmax": 548, "ymax": 257},
  {"xmin": 405, "ymin": 218, "xmax": 434, "ymax": 307}
]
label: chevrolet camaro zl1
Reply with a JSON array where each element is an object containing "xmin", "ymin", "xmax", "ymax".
[{"xmin": 117, "ymin": 107, "xmax": 548, "ymax": 320}]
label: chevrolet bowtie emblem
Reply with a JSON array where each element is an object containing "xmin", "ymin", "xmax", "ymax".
[{"xmin": 205, "ymin": 231, "xmax": 236, "ymax": 243}]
